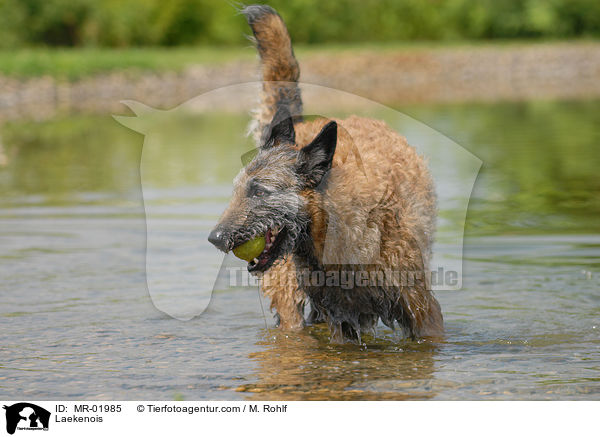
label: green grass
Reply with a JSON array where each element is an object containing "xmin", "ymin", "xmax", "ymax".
[
  {"xmin": 0, "ymin": 40, "xmax": 595, "ymax": 80},
  {"xmin": 0, "ymin": 46, "xmax": 253, "ymax": 80}
]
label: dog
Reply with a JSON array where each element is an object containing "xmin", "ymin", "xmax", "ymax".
[{"xmin": 209, "ymin": 5, "xmax": 443, "ymax": 342}]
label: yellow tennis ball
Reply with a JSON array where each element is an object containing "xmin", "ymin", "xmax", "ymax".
[{"xmin": 233, "ymin": 235, "xmax": 266, "ymax": 262}]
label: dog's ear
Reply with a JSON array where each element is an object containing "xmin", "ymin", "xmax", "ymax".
[
  {"xmin": 296, "ymin": 121, "xmax": 337, "ymax": 188},
  {"xmin": 262, "ymin": 106, "xmax": 295, "ymax": 148}
]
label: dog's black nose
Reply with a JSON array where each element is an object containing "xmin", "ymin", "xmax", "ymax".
[{"xmin": 208, "ymin": 228, "xmax": 229, "ymax": 252}]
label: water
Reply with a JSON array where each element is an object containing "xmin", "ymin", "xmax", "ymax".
[{"xmin": 0, "ymin": 101, "xmax": 598, "ymax": 400}]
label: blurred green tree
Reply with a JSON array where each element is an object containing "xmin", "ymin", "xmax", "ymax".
[{"xmin": 0, "ymin": 0, "xmax": 598, "ymax": 48}]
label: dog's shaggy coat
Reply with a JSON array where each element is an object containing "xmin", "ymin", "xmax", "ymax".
[{"xmin": 209, "ymin": 5, "xmax": 443, "ymax": 341}]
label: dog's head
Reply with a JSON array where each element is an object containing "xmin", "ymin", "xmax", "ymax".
[{"xmin": 208, "ymin": 108, "xmax": 337, "ymax": 273}]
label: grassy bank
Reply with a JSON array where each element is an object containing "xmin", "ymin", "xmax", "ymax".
[
  {"xmin": 1, "ymin": 40, "xmax": 596, "ymax": 80},
  {"xmin": 0, "ymin": 47, "xmax": 252, "ymax": 80}
]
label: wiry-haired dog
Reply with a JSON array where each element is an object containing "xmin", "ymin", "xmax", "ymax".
[{"xmin": 209, "ymin": 5, "xmax": 443, "ymax": 342}]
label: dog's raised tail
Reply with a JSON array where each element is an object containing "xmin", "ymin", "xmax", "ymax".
[{"xmin": 242, "ymin": 5, "xmax": 302, "ymax": 143}]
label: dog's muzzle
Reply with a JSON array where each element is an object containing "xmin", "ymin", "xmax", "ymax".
[{"xmin": 208, "ymin": 228, "xmax": 230, "ymax": 252}]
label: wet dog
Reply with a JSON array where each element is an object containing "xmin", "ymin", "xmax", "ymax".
[{"xmin": 209, "ymin": 5, "xmax": 443, "ymax": 341}]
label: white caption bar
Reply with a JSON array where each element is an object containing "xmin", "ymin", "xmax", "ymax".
[{"xmin": 0, "ymin": 401, "xmax": 594, "ymax": 437}]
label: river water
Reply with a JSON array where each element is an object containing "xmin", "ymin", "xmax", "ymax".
[{"xmin": 0, "ymin": 100, "xmax": 598, "ymax": 400}]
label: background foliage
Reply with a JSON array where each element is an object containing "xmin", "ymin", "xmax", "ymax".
[{"xmin": 0, "ymin": 0, "xmax": 599, "ymax": 48}]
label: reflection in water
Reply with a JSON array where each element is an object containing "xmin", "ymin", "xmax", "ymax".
[
  {"xmin": 401, "ymin": 100, "xmax": 600, "ymax": 235},
  {"xmin": 3, "ymin": 101, "xmax": 599, "ymax": 235},
  {"xmin": 238, "ymin": 328, "xmax": 440, "ymax": 400}
]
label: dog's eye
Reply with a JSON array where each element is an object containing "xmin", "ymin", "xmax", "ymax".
[
  {"xmin": 253, "ymin": 188, "xmax": 266, "ymax": 197},
  {"xmin": 248, "ymin": 181, "xmax": 269, "ymax": 198}
]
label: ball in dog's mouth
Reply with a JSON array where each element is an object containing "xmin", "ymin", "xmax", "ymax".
[
  {"xmin": 244, "ymin": 227, "xmax": 286, "ymax": 273},
  {"xmin": 232, "ymin": 235, "xmax": 265, "ymax": 262}
]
